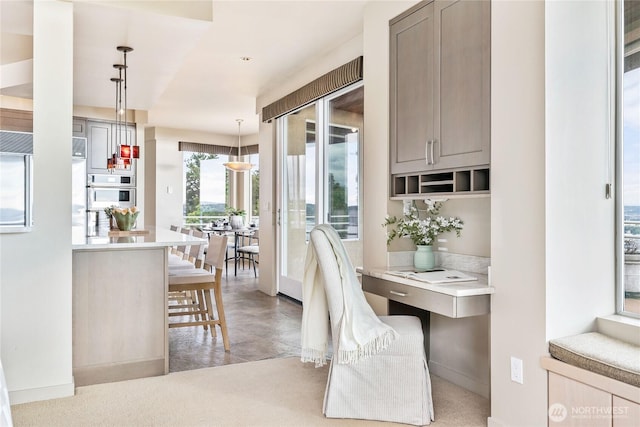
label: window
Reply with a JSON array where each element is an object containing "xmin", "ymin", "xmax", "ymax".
[
  {"xmin": 279, "ymin": 83, "xmax": 363, "ymax": 241},
  {"xmin": 248, "ymin": 153, "xmax": 260, "ymax": 222},
  {"xmin": 0, "ymin": 131, "xmax": 33, "ymax": 233},
  {"xmin": 619, "ymin": 0, "xmax": 640, "ymax": 316},
  {"xmin": 277, "ymin": 83, "xmax": 363, "ymax": 300},
  {"xmin": 183, "ymin": 152, "xmax": 229, "ymax": 227}
]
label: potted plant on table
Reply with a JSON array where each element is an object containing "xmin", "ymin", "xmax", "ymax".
[
  {"xmin": 382, "ymin": 201, "xmax": 464, "ymax": 271},
  {"xmin": 226, "ymin": 207, "xmax": 246, "ymax": 230}
]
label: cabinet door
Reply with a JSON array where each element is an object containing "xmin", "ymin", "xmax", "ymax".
[
  {"xmin": 548, "ymin": 372, "xmax": 612, "ymax": 427},
  {"xmin": 433, "ymin": 0, "xmax": 490, "ymax": 169},
  {"xmin": 72, "ymin": 118, "xmax": 86, "ymax": 137},
  {"xmin": 390, "ymin": 1, "xmax": 435, "ymax": 174},
  {"xmin": 613, "ymin": 395, "xmax": 640, "ymax": 427},
  {"xmin": 87, "ymin": 121, "xmax": 136, "ymax": 175},
  {"xmin": 87, "ymin": 120, "xmax": 112, "ymax": 174}
]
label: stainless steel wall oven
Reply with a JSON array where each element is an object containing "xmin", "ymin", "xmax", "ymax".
[{"xmin": 87, "ymin": 173, "xmax": 136, "ymax": 236}]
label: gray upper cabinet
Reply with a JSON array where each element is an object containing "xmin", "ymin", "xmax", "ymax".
[
  {"xmin": 86, "ymin": 120, "xmax": 136, "ymax": 175},
  {"xmin": 390, "ymin": 0, "xmax": 490, "ymax": 176},
  {"xmin": 72, "ymin": 118, "xmax": 86, "ymax": 138},
  {"xmin": 390, "ymin": 1, "xmax": 434, "ymax": 175}
]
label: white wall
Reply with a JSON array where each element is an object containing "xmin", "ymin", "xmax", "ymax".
[
  {"xmin": 0, "ymin": 0, "xmax": 75, "ymax": 404},
  {"xmin": 489, "ymin": 1, "xmax": 616, "ymax": 426},
  {"xmin": 489, "ymin": 1, "xmax": 547, "ymax": 424}
]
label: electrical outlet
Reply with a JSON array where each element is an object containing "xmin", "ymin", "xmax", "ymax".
[{"xmin": 511, "ymin": 356, "xmax": 523, "ymax": 384}]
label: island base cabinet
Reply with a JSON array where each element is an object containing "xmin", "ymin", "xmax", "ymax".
[{"xmin": 72, "ymin": 247, "xmax": 168, "ymax": 386}]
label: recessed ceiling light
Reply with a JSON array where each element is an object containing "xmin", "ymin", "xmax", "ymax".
[{"xmin": 240, "ymin": 56, "xmax": 252, "ymax": 62}]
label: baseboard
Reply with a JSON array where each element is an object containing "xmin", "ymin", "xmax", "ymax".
[
  {"xmin": 487, "ymin": 417, "xmax": 506, "ymax": 427},
  {"xmin": 73, "ymin": 358, "xmax": 165, "ymax": 387},
  {"xmin": 428, "ymin": 359, "xmax": 490, "ymax": 399},
  {"xmin": 9, "ymin": 380, "xmax": 75, "ymax": 405}
]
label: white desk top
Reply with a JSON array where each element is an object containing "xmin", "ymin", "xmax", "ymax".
[
  {"xmin": 358, "ymin": 266, "xmax": 495, "ymax": 297},
  {"xmin": 72, "ymin": 226, "xmax": 208, "ymax": 250}
]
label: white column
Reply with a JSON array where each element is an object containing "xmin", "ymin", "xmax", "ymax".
[{"xmin": 2, "ymin": 0, "xmax": 75, "ymax": 404}]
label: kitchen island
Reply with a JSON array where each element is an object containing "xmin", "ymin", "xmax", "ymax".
[{"xmin": 72, "ymin": 226, "xmax": 207, "ymax": 386}]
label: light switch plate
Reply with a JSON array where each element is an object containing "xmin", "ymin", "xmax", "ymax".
[{"xmin": 511, "ymin": 356, "xmax": 523, "ymax": 384}]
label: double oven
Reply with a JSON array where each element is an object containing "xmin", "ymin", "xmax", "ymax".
[{"xmin": 87, "ymin": 174, "xmax": 136, "ymax": 236}]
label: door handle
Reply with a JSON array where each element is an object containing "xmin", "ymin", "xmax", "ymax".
[{"xmin": 277, "ymin": 208, "xmax": 281, "ymax": 226}]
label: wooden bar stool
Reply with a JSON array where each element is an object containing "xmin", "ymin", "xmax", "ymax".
[{"xmin": 168, "ymin": 234, "xmax": 230, "ymax": 350}]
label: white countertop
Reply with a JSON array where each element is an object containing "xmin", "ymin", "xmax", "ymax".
[
  {"xmin": 358, "ymin": 266, "xmax": 495, "ymax": 297},
  {"xmin": 72, "ymin": 226, "xmax": 208, "ymax": 250}
]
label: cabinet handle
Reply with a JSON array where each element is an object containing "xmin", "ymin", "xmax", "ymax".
[
  {"xmin": 425, "ymin": 140, "xmax": 430, "ymax": 165},
  {"xmin": 389, "ymin": 290, "xmax": 407, "ymax": 297},
  {"xmin": 425, "ymin": 140, "xmax": 434, "ymax": 165},
  {"xmin": 430, "ymin": 139, "xmax": 436, "ymax": 165}
]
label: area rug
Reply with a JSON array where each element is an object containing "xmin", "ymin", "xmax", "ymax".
[{"xmin": 11, "ymin": 357, "xmax": 488, "ymax": 426}]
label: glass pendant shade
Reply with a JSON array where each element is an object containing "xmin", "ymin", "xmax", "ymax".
[
  {"xmin": 120, "ymin": 145, "xmax": 139, "ymax": 159},
  {"xmin": 223, "ymin": 161, "xmax": 253, "ymax": 172},
  {"xmin": 223, "ymin": 119, "xmax": 253, "ymax": 172}
]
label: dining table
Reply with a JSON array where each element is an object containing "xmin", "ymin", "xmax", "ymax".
[{"xmin": 201, "ymin": 226, "xmax": 259, "ymax": 276}]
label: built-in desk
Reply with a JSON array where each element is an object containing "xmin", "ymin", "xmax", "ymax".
[
  {"xmin": 360, "ymin": 266, "xmax": 494, "ymax": 363},
  {"xmin": 359, "ymin": 267, "xmax": 494, "ymax": 318},
  {"xmin": 71, "ymin": 226, "xmax": 207, "ymax": 386}
]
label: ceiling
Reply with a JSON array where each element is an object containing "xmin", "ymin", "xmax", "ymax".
[{"xmin": 0, "ymin": 0, "xmax": 368, "ymax": 135}]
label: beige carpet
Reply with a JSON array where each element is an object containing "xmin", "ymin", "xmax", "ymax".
[{"xmin": 11, "ymin": 357, "xmax": 488, "ymax": 426}]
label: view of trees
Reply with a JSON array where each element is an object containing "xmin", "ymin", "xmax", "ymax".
[
  {"xmin": 184, "ymin": 152, "xmax": 259, "ymax": 225},
  {"xmin": 184, "ymin": 153, "xmax": 227, "ymax": 224},
  {"xmin": 251, "ymin": 168, "xmax": 259, "ymax": 217}
]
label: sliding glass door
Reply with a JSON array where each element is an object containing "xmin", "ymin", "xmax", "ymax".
[
  {"xmin": 278, "ymin": 103, "xmax": 317, "ymax": 300},
  {"xmin": 277, "ymin": 83, "xmax": 363, "ymax": 301}
]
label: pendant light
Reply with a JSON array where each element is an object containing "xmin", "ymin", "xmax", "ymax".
[
  {"xmin": 107, "ymin": 46, "xmax": 139, "ymax": 172},
  {"xmin": 223, "ymin": 119, "xmax": 253, "ymax": 172}
]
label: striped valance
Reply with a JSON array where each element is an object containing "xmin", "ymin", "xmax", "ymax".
[
  {"xmin": 179, "ymin": 141, "xmax": 259, "ymax": 156},
  {"xmin": 261, "ymin": 56, "xmax": 363, "ymax": 123}
]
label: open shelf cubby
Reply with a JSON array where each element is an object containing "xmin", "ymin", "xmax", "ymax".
[{"xmin": 391, "ymin": 167, "xmax": 490, "ymax": 198}]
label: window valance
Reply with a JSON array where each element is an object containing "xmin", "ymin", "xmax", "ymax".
[
  {"xmin": 261, "ymin": 56, "xmax": 363, "ymax": 123},
  {"xmin": 179, "ymin": 141, "xmax": 259, "ymax": 156}
]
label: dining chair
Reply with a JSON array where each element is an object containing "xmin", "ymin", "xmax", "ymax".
[
  {"xmin": 304, "ymin": 224, "xmax": 434, "ymax": 425},
  {"xmin": 168, "ymin": 229, "xmax": 208, "ymax": 311},
  {"xmin": 168, "ymin": 229, "xmax": 207, "ymax": 271},
  {"xmin": 169, "ymin": 225, "xmax": 181, "ymax": 254},
  {"xmin": 224, "ymin": 231, "xmax": 236, "ymax": 279},
  {"xmin": 236, "ymin": 231, "xmax": 259, "ymax": 277},
  {"xmin": 168, "ymin": 234, "xmax": 230, "ymax": 350},
  {"xmin": 175, "ymin": 227, "xmax": 193, "ymax": 259}
]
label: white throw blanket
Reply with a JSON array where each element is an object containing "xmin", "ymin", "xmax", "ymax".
[{"xmin": 301, "ymin": 224, "xmax": 397, "ymax": 367}]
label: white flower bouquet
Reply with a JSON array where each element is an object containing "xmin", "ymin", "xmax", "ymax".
[{"xmin": 382, "ymin": 201, "xmax": 463, "ymax": 246}]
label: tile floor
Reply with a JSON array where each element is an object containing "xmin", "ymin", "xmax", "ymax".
[{"xmin": 169, "ymin": 266, "xmax": 304, "ymax": 373}]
